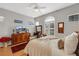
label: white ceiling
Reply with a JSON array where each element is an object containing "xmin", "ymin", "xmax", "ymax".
[{"xmin": 0, "ymin": 3, "xmax": 75, "ymax": 18}]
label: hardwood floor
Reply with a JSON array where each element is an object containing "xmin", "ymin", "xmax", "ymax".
[
  {"xmin": 0, "ymin": 47, "xmax": 12, "ymax": 56},
  {"xmin": 0, "ymin": 47, "xmax": 26, "ymax": 56}
]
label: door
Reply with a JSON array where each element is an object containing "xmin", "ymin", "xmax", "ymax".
[
  {"xmin": 44, "ymin": 22, "xmax": 55, "ymax": 35},
  {"xmin": 49, "ymin": 22, "xmax": 54, "ymax": 35}
]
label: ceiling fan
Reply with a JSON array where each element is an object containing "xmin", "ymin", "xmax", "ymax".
[
  {"xmin": 27, "ymin": 3, "xmax": 46, "ymax": 13},
  {"xmin": 32, "ymin": 3, "xmax": 46, "ymax": 9}
]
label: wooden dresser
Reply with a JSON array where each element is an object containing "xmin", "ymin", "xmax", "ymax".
[
  {"xmin": 11, "ymin": 32, "xmax": 30, "ymax": 45},
  {"xmin": 11, "ymin": 32, "xmax": 30, "ymax": 53}
]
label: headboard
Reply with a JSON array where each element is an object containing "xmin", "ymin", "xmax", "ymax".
[{"xmin": 75, "ymin": 31, "xmax": 79, "ymax": 56}]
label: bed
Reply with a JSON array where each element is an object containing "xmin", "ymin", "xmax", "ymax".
[{"xmin": 24, "ymin": 32, "xmax": 78, "ymax": 56}]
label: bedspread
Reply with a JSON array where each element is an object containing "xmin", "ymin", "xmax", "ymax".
[{"xmin": 24, "ymin": 36, "xmax": 76, "ymax": 56}]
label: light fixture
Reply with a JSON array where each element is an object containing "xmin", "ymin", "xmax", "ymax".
[
  {"xmin": 34, "ymin": 9, "xmax": 39, "ymax": 12},
  {"xmin": 28, "ymin": 3, "xmax": 46, "ymax": 13},
  {"xmin": 35, "ymin": 21, "xmax": 39, "ymax": 26}
]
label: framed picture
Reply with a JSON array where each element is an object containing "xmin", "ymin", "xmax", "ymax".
[
  {"xmin": 36, "ymin": 25, "xmax": 42, "ymax": 34},
  {"xmin": 58, "ymin": 22, "xmax": 64, "ymax": 33}
]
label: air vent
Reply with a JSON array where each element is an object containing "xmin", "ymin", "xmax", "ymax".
[{"xmin": 69, "ymin": 14, "xmax": 79, "ymax": 21}]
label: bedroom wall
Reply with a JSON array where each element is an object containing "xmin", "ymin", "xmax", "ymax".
[
  {"xmin": 35, "ymin": 3, "xmax": 79, "ymax": 38},
  {"xmin": 0, "ymin": 8, "xmax": 35, "ymax": 47}
]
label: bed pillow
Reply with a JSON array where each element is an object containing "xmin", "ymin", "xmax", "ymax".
[
  {"xmin": 58, "ymin": 39, "xmax": 64, "ymax": 49},
  {"xmin": 64, "ymin": 32, "xmax": 78, "ymax": 54}
]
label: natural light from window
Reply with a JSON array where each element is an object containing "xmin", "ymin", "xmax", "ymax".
[{"xmin": 45, "ymin": 16, "xmax": 55, "ymax": 22}]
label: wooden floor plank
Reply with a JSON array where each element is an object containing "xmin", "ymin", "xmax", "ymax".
[{"xmin": 0, "ymin": 47, "xmax": 26, "ymax": 56}]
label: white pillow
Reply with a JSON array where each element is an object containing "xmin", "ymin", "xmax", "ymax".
[{"xmin": 64, "ymin": 32, "xmax": 78, "ymax": 54}]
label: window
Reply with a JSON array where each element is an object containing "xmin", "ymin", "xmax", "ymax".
[
  {"xmin": 45, "ymin": 17, "xmax": 55, "ymax": 22},
  {"xmin": 69, "ymin": 14, "xmax": 79, "ymax": 21}
]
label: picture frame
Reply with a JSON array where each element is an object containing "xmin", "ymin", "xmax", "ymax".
[
  {"xmin": 36, "ymin": 25, "xmax": 42, "ymax": 34},
  {"xmin": 58, "ymin": 22, "xmax": 64, "ymax": 33}
]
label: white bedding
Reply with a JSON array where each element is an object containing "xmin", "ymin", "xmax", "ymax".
[{"xmin": 24, "ymin": 36, "xmax": 76, "ymax": 56}]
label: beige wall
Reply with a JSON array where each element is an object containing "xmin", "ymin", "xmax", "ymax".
[
  {"xmin": 35, "ymin": 4, "xmax": 79, "ymax": 38},
  {"xmin": 0, "ymin": 8, "xmax": 35, "ymax": 47}
]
